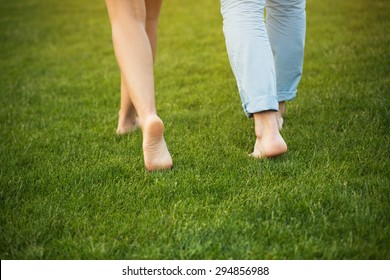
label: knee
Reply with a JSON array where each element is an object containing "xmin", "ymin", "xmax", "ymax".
[{"xmin": 106, "ymin": 0, "xmax": 146, "ymax": 27}]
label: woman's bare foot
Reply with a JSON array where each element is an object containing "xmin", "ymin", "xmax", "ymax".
[
  {"xmin": 251, "ymin": 111, "xmax": 287, "ymax": 158},
  {"xmin": 277, "ymin": 101, "xmax": 286, "ymax": 131},
  {"xmin": 142, "ymin": 115, "xmax": 173, "ymax": 171},
  {"xmin": 116, "ymin": 110, "xmax": 140, "ymax": 135}
]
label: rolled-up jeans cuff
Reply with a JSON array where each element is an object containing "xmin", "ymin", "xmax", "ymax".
[
  {"xmin": 277, "ymin": 91, "xmax": 297, "ymax": 102},
  {"xmin": 243, "ymin": 96, "xmax": 279, "ymax": 118}
]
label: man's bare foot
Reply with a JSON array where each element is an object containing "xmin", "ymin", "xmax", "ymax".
[
  {"xmin": 251, "ymin": 134, "xmax": 288, "ymax": 158},
  {"xmin": 276, "ymin": 114, "xmax": 284, "ymax": 131},
  {"xmin": 116, "ymin": 110, "xmax": 140, "ymax": 135},
  {"xmin": 142, "ymin": 115, "xmax": 173, "ymax": 171},
  {"xmin": 277, "ymin": 101, "xmax": 286, "ymax": 131},
  {"xmin": 251, "ymin": 111, "xmax": 288, "ymax": 158}
]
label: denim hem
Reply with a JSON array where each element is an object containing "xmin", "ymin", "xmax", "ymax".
[
  {"xmin": 277, "ymin": 91, "xmax": 297, "ymax": 102},
  {"xmin": 243, "ymin": 96, "xmax": 279, "ymax": 118}
]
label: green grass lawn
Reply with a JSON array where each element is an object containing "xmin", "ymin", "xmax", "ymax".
[{"xmin": 1, "ymin": 0, "xmax": 389, "ymax": 259}]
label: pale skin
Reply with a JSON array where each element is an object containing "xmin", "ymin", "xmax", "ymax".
[
  {"xmin": 106, "ymin": 0, "xmax": 172, "ymax": 171},
  {"xmin": 277, "ymin": 101, "xmax": 285, "ymax": 131},
  {"xmin": 251, "ymin": 102, "xmax": 287, "ymax": 158}
]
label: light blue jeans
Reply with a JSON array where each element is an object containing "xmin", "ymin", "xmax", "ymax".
[{"xmin": 221, "ymin": 0, "xmax": 306, "ymax": 117}]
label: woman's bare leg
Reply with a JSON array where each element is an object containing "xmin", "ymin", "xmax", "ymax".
[
  {"xmin": 145, "ymin": 0, "xmax": 162, "ymax": 59},
  {"xmin": 106, "ymin": 0, "xmax": 172, "ymax": 170},
  {"xmin": 116, "ymin": 0, "xmax": 163, "ymax": 135},
  {"xmin": 116, "ymin": 74, "xmax": 139, "ymax": 135}
]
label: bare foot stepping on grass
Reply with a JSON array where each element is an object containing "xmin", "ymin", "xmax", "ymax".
[
  {"xmin": 251, "ymin": 134, "xmax": 288, "ymax": 158},
  {"xmin": 276, "ymin": 113, "xmax": 284, "ymax": 131},
  {"xmin": 142, "ymin": 115, "xmax": 173, "ymax": 171},
  {"xmin": 277, "ymin": 101, "xmax": 286, "ymax": 131},
  {"xmin": 251, "ymin": 111, "xmax": 288, "ymax": 159},
  {"xmin": 116, "ymin": 110, "xmax": 140, "ymax": 135}
]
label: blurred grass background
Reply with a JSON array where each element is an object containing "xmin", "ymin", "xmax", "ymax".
[{"xmin": 0, "ymin": 0, "xmax": 389, "ymax": 259}]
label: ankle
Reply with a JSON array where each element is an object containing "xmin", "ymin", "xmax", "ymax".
[
  {"xmin": 253, "ymin": 111, "xmax": 279, "ymax": 138},
  {"xmin": 119, "ymin": 108, "xmax": 137, "ymax": 120},
  {"xmin": 140, "ymin": 114, "xmax": 161, "ymax": 129},
  {"xmin": 278, "ymin": 101, "xmax": 286, "ymax": 116}
]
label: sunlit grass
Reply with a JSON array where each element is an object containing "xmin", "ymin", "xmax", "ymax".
[{"xmin": 0, "ymin": 0, "xmax": 389, "ymax": 259}]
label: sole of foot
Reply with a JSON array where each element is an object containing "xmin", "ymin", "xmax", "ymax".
[{"xmin": 142, "ymin": 115, "xmax": 173, "ymax": 171}]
